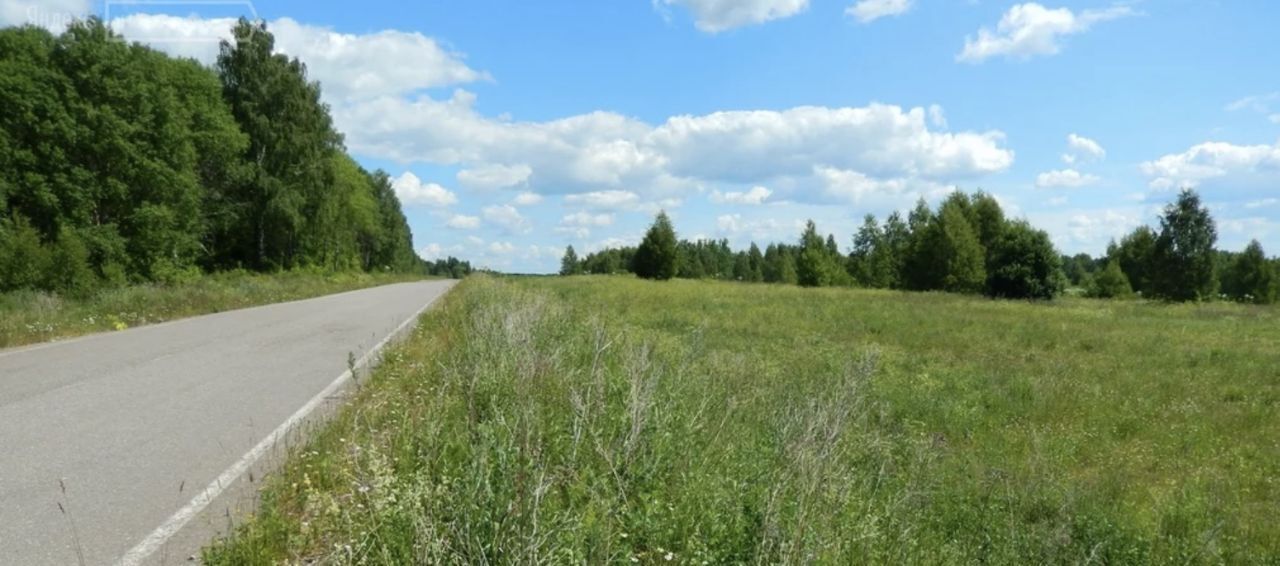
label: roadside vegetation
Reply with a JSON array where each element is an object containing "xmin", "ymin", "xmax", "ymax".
[
  {"xmin": 0, "ymin": 19, "xmax": 471, "ymax": 297},
  {"xmin": 0, "ymin": 269, "xmax": 433, "ymax": 348},
  {"xmin": 204, "ymin": 275, "xmax": 1279, "ymax": 564},
  {"xmin": 568, "ymin": 189, "xmax": 1279, "ymax": 304}
]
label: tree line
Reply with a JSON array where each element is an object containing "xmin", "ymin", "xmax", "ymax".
[
  {"xmin": 0, "ymin": 18, "xmax": 463, "ymax": 295},
  {"xmin": 562, "ymin": 189, "xmax": 1279, "ymax": 303}
]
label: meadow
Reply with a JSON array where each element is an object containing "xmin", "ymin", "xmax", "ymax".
[
  {"xmin": 205, "ymin": 275, "xmax": 1280, "ymax": 564},
  {"xmin": 0, "ymin": 270, "xmax": 428, "ymax": 348}
]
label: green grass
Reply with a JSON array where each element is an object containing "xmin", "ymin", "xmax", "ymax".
[
  {"xmin": 204, "ymin": 275, "xmax": 1280, "ymax": 564},
  {"xmin": 0, "ymin": 270, "xmax": 430, "ymax": 348}
]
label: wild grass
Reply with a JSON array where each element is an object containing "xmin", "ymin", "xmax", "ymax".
[
  {"xmin": 0, "ymin": 269, "xmax": 429, "ymax": 348},
  {"xmin": 204, "ymin": 275, "xmax": 1280, "ymax": 564}
]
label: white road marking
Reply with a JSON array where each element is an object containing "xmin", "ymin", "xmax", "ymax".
[{"xmin": 113, "ymin": 285, "xmax": 451, "ymax": 566}]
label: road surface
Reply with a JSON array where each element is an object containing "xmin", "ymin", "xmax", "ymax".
[{"xmin": 0, "ymin": 280, "xmax": 456, "ymax": 565}]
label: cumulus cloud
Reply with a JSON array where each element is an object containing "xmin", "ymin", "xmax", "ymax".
[
  {"xmin": 1036, "ymin": 168, "xmax": 1100, "ymax": 188},
  {"xmin": 660, "ymin": 0, "xmax": 808, "ymax": 32},
  {"xmin": 710, "ymin": 186, "xmax": 772, "ymax": 205},
  {"xmin": 488, "ymin": 241, "xmax": 516, "ymax": 254},
  {"xmin": 958, "ymin": 3, "xmax": 1134, "ymax": 63},
  {"xmin": 1140, "ymin": 141, "xmax": 1280, "ymax": 190},
  {"xmin": 106, "ymin": 15, "xmax": 487, "ymax": 101},
  {"xmin": 564, "ymin": 190, "xmax": 641, "ymax": 210},
  {"xmin": 561, "ymin": 211, "xmax": 615, "ymax": 227},
  {"xmin": 846, "ymin": 0, "xmax": 913, "ymax": 24},
  {"xmin": 482, "ymin": 204, "xmax": 532, "ymax": 233},
  {"xmin": 715, "ymin": 214, "xmax": 791, "ymax": 240},
  {"xmin": 556, "ymin": 211, "xmax": 614, "ymax": 238},
  {"xmin": 445, "ymin": 214, "xmax": 481, "ymax": 229},
  {"xmin": 457, "ymin": 163, "xmax": 533, "ymax": 191},
  {"xmin": 0, "ymin": 0, "xmax": 88, "ymax": 29},
  {"xmin": 340, "ymin": 96, "xmax": 1012, "ymax": 208},
  {"xmin": 511, "ymin": 192, "xmax": 543, "ymax": 206},
  {"xmin": 391, "ymin": 172, "xmax": 458, "ymax": 207},
  {"xmin": 1062, "ymin": 133, "xmax": 1105, "ymax": 164}
]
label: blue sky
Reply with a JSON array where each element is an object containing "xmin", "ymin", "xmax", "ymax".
[{"xmin": 6, "ymin": 0, "xmax": 1280, "ymax": 272}]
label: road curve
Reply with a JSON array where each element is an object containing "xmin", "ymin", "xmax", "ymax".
[{"xmin": 0, "ymin": 280, "xmax": 456, "ymax": 565}]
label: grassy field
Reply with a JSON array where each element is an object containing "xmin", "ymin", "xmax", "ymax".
[
  {"xmin": 0, "ymin": 270, "xmax": 429, "ymax": 348},
  {"xmin": 204, "ymin": 275, "xmax": 1280, "ymax": 564}
]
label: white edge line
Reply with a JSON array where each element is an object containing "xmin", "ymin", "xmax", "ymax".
[{"xmin": 114, "ymin": 281, "xmax": 456, "ymax": 566}]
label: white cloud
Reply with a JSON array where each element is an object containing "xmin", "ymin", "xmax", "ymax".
[
  {"xmin": 511, "ymin": 192, "xmax": 543, "ymax": 206},
  {"xmin": 482, "ymin": 204, "xmax": 532, "ymax": 233},
  {"xmin": 710, "ymin": 185, "xmax": 773, "ymax": 205},
  {"xmin": 661, "ymin": 0, "xmax": 809, "ymax": 32},
  {"xmin": 1063, "ymin": 133, "xmax": 1105, "ymax": 164},
  {"xmin": 336, "ymin": 95, "xmax": 1012, "ymax": 208},
  {"xmin": 650, "ymin": 104, "xmax": 1012, "ymax": 182},
  {"xmin": 928, "ymin": 104, "xmax": 947, "ymax": 129},
  {"xmin": 564, "ymin": 190, "xmax": 642, "ymax": 210},
  {"xmin": 846, "ymin": 0, "xmax": 913, "ymax": 24},
  {"xmin": 391, "ymin": 172, "xmax": 458, "ymax": 207},
  {"xmin": 1, "ymin": 0, "xmax": 88, "ymax": 29},
  {"xmin": 1036, "ymin": 168, "xmax": 1100, "ymax": 188},
  {"xmin": 106, "ymin": 15, "xmax": 486, "ymax": 102},
  {"xmin": 1140, "ymin": 141, "xmax": 1280, "ymax": 190},
  {"xmin": 1245, "ymin": 198, "xmax": 1279, "ymax": 210},
  {"xmin": 957, "ymin": 3, "xmax": 1134, "ymax": 63},
  {"xmin": 1065, "ymin": 209, "xmax": 1141, "ymax": 246},
  {"xmin": 445, "ymin": 214, "xmax": 481, "ymax": 230},
  {"xmin": 457, "ymin": 163, "xmax": 533, "ymax": 191},
  {"xmin": 815, "ymin": 166, "xmax": 920, "ymax": 203},
  {"xmin": 715, "ymin": 214, "xmax": 788, "ymax": 239},
  {"xmin": 1226, "ymin": 92, "xmax": 1280, "ymax": 113},
  {"xmin": 556, "ymin": 211, "xmax": 614, "ymax": 239},
  {"xmin": 488, "ymin": 241, "xmax": 516, "ymax": 254},
  {"xmin": 418, "ymin": 242, "xmax": 468, "ymax": 261},
  {"xmin": 561, "ymin": 211, "xmax": 615, "ymax": 227}
]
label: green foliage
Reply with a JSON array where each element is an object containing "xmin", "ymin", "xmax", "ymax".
[
  {"xmin": 907, "ymin": 199, "xmax": 987, "ymax": 293},
  {"xmin": 559, "ymin": 245, "xmax": 581, "ymax": 276},
  {"xmin": 796, "ymin": 220, "xmax": 849, "ymax": 287},
  {"xmin": 1222, "ymin": 240, "xmax": 1276, "ymax": 304},
  {"xmin": 1150, "ymin": 189, "xmax": 1218, "ymax": 301},
  {"xmin": 632, "ymin": 211, "xmax": 678, "ymax": 280},
  {"xmin": 1111, "ymin": 226, "xmax": 1158, "ymax": 295},
  {"xmin": 45, "ymin": 226, "xmax": 95, "ymax": 295},
  {"xmin": 985, "ymin": 221, "xmax": 1063, "ymax": 299},
  {"xmin": 0, "ymin": 19, "xmax": 426, "ymax": 293},
  {"xmin": 1088, "ymin": 259, "xmax": 1134, "ymax": 299},
  {"xmin": 745, "ymin": 242, "xmax": 765, "ymax": 282},
  {"xmin": 0, "ymin": 270, "xmax": 424, "ymax": 348},
  {"xmin": 205, "ymin": 276, "xmax": 1280, "ymax": 564},
  {"xmin": 0, "ymin": 214, "xmax": 49, "ymax": 291}
]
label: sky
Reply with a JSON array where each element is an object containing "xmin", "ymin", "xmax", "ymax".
[{"xmin": 4, "ymin": 0, "xmax": 1280, "ymax": 272}]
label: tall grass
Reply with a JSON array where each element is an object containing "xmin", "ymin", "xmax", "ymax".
[
  {"xmin": 205, "ymin": 275, "xmax": 1280, "ymax": 564},
  {"xmin": 0, "ymin": 269, "xmax": 428, "ymax": 348}
]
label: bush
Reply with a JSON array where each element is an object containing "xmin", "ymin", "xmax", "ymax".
[
  {"xmin": 985, "ymin": 221, "xmax": 1063, "ymax": 299},
  {"xmin": 1087, "ymin": 260, "xmax": 1134, "ymax": 299},
  {"xmin": 45, "ymin": 227, "xmax": 97, "ymax": 295},
  {"xmin": 0, "ymin": 215, "xmax": 51, "ymax": 292}
]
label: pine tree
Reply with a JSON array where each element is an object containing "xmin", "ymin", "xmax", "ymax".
[{"xmin": 633, "ymin": 211, "xmax": 679, "ymax": 280}]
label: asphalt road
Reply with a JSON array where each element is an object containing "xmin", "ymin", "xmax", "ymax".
[{"xmin": 0, "ymin": 280, "xmax": 456, "ymax": 565}]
